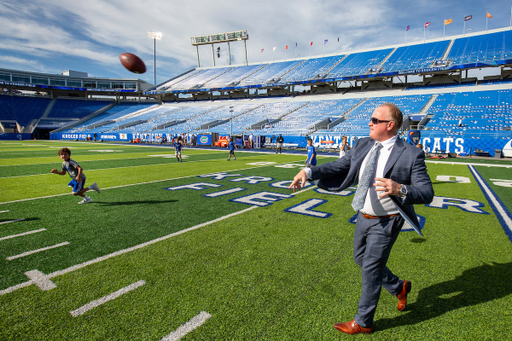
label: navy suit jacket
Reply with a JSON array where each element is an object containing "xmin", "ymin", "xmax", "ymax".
[{"xmin": 310, "ymin": 137, "xmax": 434, "ymax": 225}]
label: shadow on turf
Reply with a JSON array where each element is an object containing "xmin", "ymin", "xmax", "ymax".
[
  {"xmin": 375, "ymin": 262, "xmax": 512, "ymax": 331},
  {"xmin": 97, "ymin": 200, "xmax": 178, "ymax": 206}
]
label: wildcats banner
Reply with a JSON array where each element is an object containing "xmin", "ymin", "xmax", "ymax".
[{"xmin": 311, "ymin": 133, "xmax": 511, "ymax": 157}]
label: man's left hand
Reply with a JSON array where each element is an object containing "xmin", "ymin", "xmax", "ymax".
[{"xmin": 374, "ymin": 177, "xmax": 401, "ymax": 198}]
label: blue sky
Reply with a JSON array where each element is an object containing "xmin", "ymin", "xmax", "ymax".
[{"xmin": 0, "ymin": 0, "xmax": 511, "ymax": 85}]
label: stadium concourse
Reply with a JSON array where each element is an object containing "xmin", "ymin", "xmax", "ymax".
[{"xmin": 0, "ymin": 28, "xmax": 512, "ymax": 158}]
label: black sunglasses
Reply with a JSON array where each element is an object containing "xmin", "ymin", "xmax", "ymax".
[{"xmin": 370, "ymin": 117, "xmax": 391, "ymax": 124}]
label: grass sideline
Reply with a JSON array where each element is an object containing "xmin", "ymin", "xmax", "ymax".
[{"xmin": 1, "ymin": 140, "xmax": 512, "ymax": 340}]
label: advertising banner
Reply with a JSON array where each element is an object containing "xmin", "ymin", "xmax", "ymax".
[{"xmin": 197, "ymin": 134, "xmax": 212, "ymax": 146}]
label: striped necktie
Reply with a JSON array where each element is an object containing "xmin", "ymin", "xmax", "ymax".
[{"xmin": 351, "ymin": 143, "xmax": 382, "ymax": 212}]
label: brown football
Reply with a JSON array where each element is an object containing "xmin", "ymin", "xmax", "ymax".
[{"xmin": 119, "ymin": 53, "xmax": 146, "ymax": 74}]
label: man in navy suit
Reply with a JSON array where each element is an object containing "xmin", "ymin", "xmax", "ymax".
[{"xmin": 290, "ymin": 103, "xmax": 434, "ymax": 334}]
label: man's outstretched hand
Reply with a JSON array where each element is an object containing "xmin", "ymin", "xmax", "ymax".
[{"xmin": 289, "ymin": 169, "xmax": 307, "ymax": 192}]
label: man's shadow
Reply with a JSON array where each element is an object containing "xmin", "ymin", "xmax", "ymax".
[{"xmin": 375, "ymin": 262, "xmax": 512, "ymax": 331}]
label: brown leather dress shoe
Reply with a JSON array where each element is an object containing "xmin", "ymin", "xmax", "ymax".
[
  {"xmin": 334, "ymin": 319, "xmax": 374, "ymax": 334},
  {"xmin": 397, "ymin": 280, "xmax": 412, "ymax": 311}
]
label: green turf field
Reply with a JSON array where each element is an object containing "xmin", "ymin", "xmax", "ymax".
[{"xmin": 1, "ymin": 140, "xmax": 512, "ymax": 340}]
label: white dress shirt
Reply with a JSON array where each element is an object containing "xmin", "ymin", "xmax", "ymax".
[
  {"xmin": 359, "ymin": 135, "xmax": 399, "ymax": 216},
  {"xmin": 303, "ymin": 135, "xmax": 400, "ymax": 216}
]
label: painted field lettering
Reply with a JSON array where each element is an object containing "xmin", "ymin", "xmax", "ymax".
[
  {"xmin": 165, "ymin": 183, "xmax": 222, "ymax": 191},
  {"xmin": 198, "ymin": 172, "xmax": 242, "ymax": 180},
  {"xmin": 230, "ymin": 192, "xmax": 292, "ymax": 207},
  {"xmin": 284, "ymin": 199, "xmax": 332, "ymax": 218},
  {"xmin": 231, "ymin": 176, "xmax": 274, "ymax": 184},
  {"xmin": 426, "ymin": 196, "xmax": 489, "ymax": 214}
]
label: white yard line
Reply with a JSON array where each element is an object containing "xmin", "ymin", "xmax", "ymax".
[
  {"xmin": 160, "ymin": 311, "xmax": 212, "ymax": 341},
  {"xmin": 70, "ymin": 280, "xmax": 146, "ymax": 317},
  {"xmin": 0, "ymin": 207, "xmax": 257, "ymax": 295},
  {"xmin": 0, "ymin": 229, "xmax": 46, "ymax": 241},
  {"xmin": 0, "ymin": 218, "xmax": 26, "ymax": 225},
  {"xmin": 6, "ymin": 242, "xmax": 70, "ymax": 261}
]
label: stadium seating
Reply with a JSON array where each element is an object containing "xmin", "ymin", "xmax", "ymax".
[
  {"xmin": 326, "ymin": 48, "xmax": 394, "ymax": 79},
  {"xmin": 325, "ymin": 95, "xmax": 431, "ymax": 136},
  {"xmin": 447, "ymin": 30, "xmax": 512, "ymax": 68},
  {"xmin": 0, "ymin": 95, "xmax": 51, "ymax": 127},
  {"xmin": 56, "ymin": 88, "xmax": 512, "ymax": 147},
  {"xmin": 68, "ymin": 102, "xmax": 156, "ymax": 133},
  {"xmin": 276, "ymin": 56, "xmax": 344, "ymax": 84},
  {"xmin": 211, "ymin": 101, "xmax": 305, "ymax": 135},
  {"xmin": 199, "ymin": 64, "xmax": 266, "ymax": 89},
  {"xmin": 260, "ymin": 98, "xmax": 361, "ymax": 135},
  {"xmin": 146, "ymin": 29, "xmax": 512, "ymax": 94},
  {"xmin": 424, "ymin": 89, "xmax": 512, "ymax": 138},
  {"xmin": 47, "ymin": 99, "xmax": 112, "ymax": 119},
  {"xmin": 149, "ymin": 104, "xmax": 225, "ymax": 135},
  {"xmin": 237, "ymin": 61, "xmax": 302, "ymax": 87},
  {"xmin": 168, "ymin": 66, "xmax": 235, "ymax": 90},
  {"xmin": 380, "ymin": 40, "xmax": 451, "ymax": 74}
]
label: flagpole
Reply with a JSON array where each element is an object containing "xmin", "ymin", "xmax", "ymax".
[
  {"xmin": 486, "ymin": 14, "xmax": 488, "ymax": 32},
  {"xmin": 443, "ymin": 24, "xmax": 445, "ymax": 39},
  {"xmin": 424, "ymin": 26, "xmax": 426, "ymax": 42},
  {"xmin": 463, "ymin": 17, "xmax": 466, "ymax": 35}
]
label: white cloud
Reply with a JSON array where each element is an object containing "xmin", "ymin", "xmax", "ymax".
[{"xmin": 0, "ymin": 0, "xmax": 511, "ymax": 83}]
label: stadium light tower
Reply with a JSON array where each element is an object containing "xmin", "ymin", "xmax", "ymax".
[
  {"xmin": 148, "ymin": 32, "xmax": 162, "ymax": 85},
  {"xmin": 191, "ymin": 30, "xmax": 249, "ymax": 67}
]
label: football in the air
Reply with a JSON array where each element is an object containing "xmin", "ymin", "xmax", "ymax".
[{"xmin": 119, "ymin": 53, "xmax": 146, "ymax": 74}]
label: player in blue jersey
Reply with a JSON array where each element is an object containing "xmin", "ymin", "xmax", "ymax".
[
  {"xmin": 174, "ymin": 136, "xmax": 183, "ymax": 162},
  {"xmin": 306, "ymin": 138, "xmax": 317, "ymax": 167},
  {"xmin": 227, "ymin": 137, "xmax": 236, "ymax": 161},
  {"xmin": 51, "ymin": 147, "xmax": 100, "ymax": 204}
]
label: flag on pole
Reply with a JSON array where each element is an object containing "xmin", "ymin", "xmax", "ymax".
[
  {"xmin": 285, "ymin": 45, "xmax": 288, "ymax": 50},
  {"xmin": 464, "ymin": 15, "xmax": 472, "ymax": 21},
  {"xmin": 444, "ymin": 19, "xmax": 453, "ymax": 25},
  {"xmin": 261, "ymin": 49, "xmax": 264, "ymax": 53},
  {"xmin": 295, "ymin": 42, "xmax": 297, "ymax": 47},
  {"xmin": 337, "ymin": 37, "xmax": 339, "ymax": 42},
  {"xmin": 425, "ymin": 22, "xmax": 431, "ymax": 28},
  {"xmin": 324, "ymin": 39, "xmax": 328, "ymax": 44},
  {"xmin": 273, "ymin": 47, "xmax": 276, "ymax": 52},
  {"xmin": 406, "ymin": 25, "xmax": 410, "ymax": 31},
  {"xmin": 487, "ymin": 12, "xmax": 492, "ymax": 18},
  {"xmin": 310, "ymin": 41, "xmax": 313, "ymax": 46}
]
